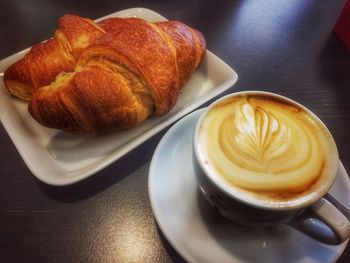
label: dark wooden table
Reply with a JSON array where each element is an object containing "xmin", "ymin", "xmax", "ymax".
[{"xmin": 0, "ymin": 0, "xmax": 349, "ymax": 262}]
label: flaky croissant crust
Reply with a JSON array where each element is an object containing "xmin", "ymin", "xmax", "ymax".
[
  {"xmin": 4, "ymin": 15, "xmax": 106, "ymax": 100},
  {"xmin": 4, "ymin": 15, "xmax": 206, "ymax": 134}
]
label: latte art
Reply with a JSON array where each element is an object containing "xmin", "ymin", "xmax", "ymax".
[{"xmin": 198, "ymin": 95, "xmax": 337, "ymax": 199}]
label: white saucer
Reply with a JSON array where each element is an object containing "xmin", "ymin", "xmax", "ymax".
[{"xmin": 148, "ymin": 109, "xmax": 350, "ymax": 263}]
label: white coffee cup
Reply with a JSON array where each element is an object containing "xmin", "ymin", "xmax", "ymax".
[{"xmin": 192, "ymin": 91, "xmax": 350, "ymax": 245}]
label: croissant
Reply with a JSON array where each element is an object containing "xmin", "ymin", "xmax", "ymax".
[
  {"xmin": 4, "ymin": 14, "xmax": 106, "ymax": 100},
  {"xmin": 5, "ymin": 15, "xmax": 206, "ymax": 135}
]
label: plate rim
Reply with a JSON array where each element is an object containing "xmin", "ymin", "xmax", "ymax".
[{"xmin": 148, "ymin": 108, "xmax": 205, "ymax": 263}]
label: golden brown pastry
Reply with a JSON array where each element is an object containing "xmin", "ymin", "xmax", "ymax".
[
  {"xmin": 4, "ymin": 15, "xmax": 106, "ymax": 100},
  {"xmin": 5, "ymin": 15, "xmax": 206, "ymax": 135}
]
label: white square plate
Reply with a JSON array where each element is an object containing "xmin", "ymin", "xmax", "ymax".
[{"xmin": 0, "ymin": 8, "xmax": 238, "ymax": 185}]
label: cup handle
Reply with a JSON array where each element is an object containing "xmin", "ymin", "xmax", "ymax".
[{"xmin": 288, "ymin": 194, "xmax": 350, "ymax": 245}]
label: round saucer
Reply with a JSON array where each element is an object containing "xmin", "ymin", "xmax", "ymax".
[{"xmin": 148, "ymin": 109, "xmax": 350, "ymax": 263}]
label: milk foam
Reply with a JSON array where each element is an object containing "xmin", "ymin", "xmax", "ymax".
[{"xmin": 198, "ymin": 94, "xmax": 338, "ymax": 204}]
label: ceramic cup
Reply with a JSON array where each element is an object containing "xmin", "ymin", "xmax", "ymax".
[{"xmin": 193, "ymin": 91, "xmax": 350, "ymax": 245}]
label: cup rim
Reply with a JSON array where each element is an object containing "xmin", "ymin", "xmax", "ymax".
[{"xmin": 193, "ymin": 90, "xmax": 339, "ymax": 211}]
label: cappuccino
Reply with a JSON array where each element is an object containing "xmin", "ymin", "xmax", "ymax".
[{"xmin": 197, "ymin": 93, "xmax": 339, "ymax": 207}]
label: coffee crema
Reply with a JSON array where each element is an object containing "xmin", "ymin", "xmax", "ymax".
[{"xmin": 198, "ymin": 94, "xmax": 338, "ymax": 203}]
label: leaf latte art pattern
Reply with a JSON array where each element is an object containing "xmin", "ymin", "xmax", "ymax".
[
  {"xmin": 220, "ymin": 102, "xmax": 307, "ymax": 174},
  {"xmin": 198, "ymin": 95, "xmax": 334, "ymax": 193}
]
